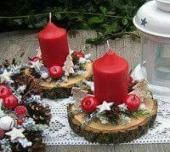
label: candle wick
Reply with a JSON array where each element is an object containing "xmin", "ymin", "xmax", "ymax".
[
  {"xmin": 107, "ymin": 40, "xmax": 110, "ymax": 49},
  {"xmin": 49, "ymin": 12, "xmax": 52, "ymax": 23}
]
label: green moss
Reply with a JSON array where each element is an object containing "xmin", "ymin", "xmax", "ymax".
[{"xmin": 43, "ymin": 87, "xmax": 71, "ymax": 99}]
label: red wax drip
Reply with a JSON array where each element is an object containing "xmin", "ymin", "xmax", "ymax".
[
  {"xmin": 38, "ymin": 22, "xmax": 69, "ymax": 67},
  {"xmin": 93, "ymin": 49, "xmax": 129, "ymax": 105}
]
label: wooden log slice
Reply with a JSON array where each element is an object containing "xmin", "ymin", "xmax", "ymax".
[
  {"xmin": 67, "ymin": 98, "xmax": 157, "ymax": 144},
  {"xmin": 16, "ymin": 62, "xmax": 92, "ymax": 99}
]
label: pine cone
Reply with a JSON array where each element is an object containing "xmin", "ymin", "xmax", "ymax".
[
  {"xmin": 27, "ymin": 102, "xmax": 51, "ymax": 125},
  {"xmin": 105, "ymin": 105, "xmax": 120, "ymax": 124},
  {"xmin": 25, "ymin": 130, "xmax": 45, "ymax": 152},
  {"xmin": 12, "ymin": 72, "xmax": 43, "ymax": 100},
  {"xmin": 12, "ymin": 131, "xmax": 45, "ymax": 152}
]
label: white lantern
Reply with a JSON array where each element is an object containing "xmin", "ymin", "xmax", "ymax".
[{"xmin": 134, "ymin": 0, "xmax": 170, "ymax": 95}]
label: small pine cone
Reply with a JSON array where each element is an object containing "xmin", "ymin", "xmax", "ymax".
[
  {"xmin": 27, "ymin": 102, "xmax": 51, "ymax": 125},
  {"xmin": 105, "ymin": 105, "xmax": 120, "ymax": 124}
]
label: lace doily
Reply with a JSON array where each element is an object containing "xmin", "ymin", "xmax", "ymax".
[{"xmin": 42, "ymin": 95, "xmax": 170, "ymax": 145}]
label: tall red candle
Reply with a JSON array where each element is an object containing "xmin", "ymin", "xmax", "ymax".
[
  {"xmin": 93, "ymin": 50, "xmax": 129, "ymax": 105},
  {"xmin": 38, "ymin": 22, "xmax": 69, "ymax": 67}
]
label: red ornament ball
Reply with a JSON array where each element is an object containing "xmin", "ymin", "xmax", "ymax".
[
  {"xmin": 49, "ymin": 65, "xmax": 63, "ymax": 79},
  {"xmin": 125, "ymin": 94, "xmax": 141, "ymax": 112},
  {"xmin": 4, "ymin": 95, "xmax": 18, "ymax": 109},
  {"xmin": 81, "ymin": 96, "xmax": 99, "ymax": 113},
  {"xmin": 73, "ymin": 51, "xmax": 85, "ymax": 59},
  {"xmin": 0, "ymin": 84, "xmax": 12, "ymax": 99},
  {"xmin": 0, "ymin": 128, "xmax": 5, "ymax": 139},
  {"xmin": 15, "ymin": 105, "xmax": 27, "ymax": 117}
]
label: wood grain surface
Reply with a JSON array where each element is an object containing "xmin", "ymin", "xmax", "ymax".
[{"xmin": 0, "ymin": 30, "xmax": 169, "ymax": 152}]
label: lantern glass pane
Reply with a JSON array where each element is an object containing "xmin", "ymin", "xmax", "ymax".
[
  {"xmin": 142, "ymin": 36, "xmax": 170, "ymax": 87},
  {"xmin": 155, "ymin": 44, "xmax": 170, "ymax": 80}
]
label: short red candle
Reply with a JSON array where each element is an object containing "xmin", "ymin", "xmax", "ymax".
[
  {"xmin": 38, "ymin": 22, "xmax": 69, "ymax": 67},
  {"xmin": 93, "ymin": 49, "xmax": 129, "ymax": 105}
]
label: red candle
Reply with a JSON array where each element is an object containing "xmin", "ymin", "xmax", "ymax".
[
  {"xmin": 38, "ymin": 22, "xmax": 69, "ymax": 67},
  {"xmin": 93, "ymin": 49, "xmax": 129, "ymax": 105}
]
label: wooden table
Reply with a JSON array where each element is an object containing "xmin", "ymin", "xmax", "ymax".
[{"xmin": 0, "ymin": 30, "xmax": 169, "ymax": 152}]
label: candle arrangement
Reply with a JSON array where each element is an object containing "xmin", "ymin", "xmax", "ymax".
[
  {"xmin": 9, "ymin": 14, "xmax": 93, "ymax": 100},
  {"xmin": 67, "ymin": 49, "xmax": 157, "ymax": 144},
  {"xmin": 0, "ymin": 11, "xmax": 158, "ymax": 147}
]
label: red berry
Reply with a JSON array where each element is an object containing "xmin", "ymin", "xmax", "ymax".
[
  {"xmin": 125, "ymin": 94, "xmax": 141, "ymax": 112},
  {"xmin": 81, "ymin": 96, "xmax": 99, "ymax": 113},
  {"xmin": 0, "ymin": 128, "xmax": 5, "ymax": 139},
  {"xmin": 16, "ymin": 119, "xmax": 24, "ymax": 125},
  {"xmin": 49, "ymin": 65, "xmax": 63, "ymax": 79},
  {"xmin": 15, "ymin": 105, "xmax": 27, "ymax": 117},
  {"xmin": 4, "ymin": 95, "xmax": 18, "ymax": 109},
  {"xmin": 73, "ymin": 51, "xmax": 85, "ymax": 59},
  {"xmin": 0, "ymin": 85, "xmax": 12, "ymax": 99}
]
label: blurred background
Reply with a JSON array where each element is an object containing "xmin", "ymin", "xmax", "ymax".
[{"xmin": 0, "ymin": 0, "xmax": 146, "ymax": 44}]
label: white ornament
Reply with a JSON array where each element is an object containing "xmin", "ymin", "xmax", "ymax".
[
  {"xmin": 131, "ymin": 64, "xmax": 147, "ymax": 81},
  {"xmin": 0, "ymin": 69, "xmax": 13, "ymax": 83},
  {"xmin": 63, "ymin": 53, "xmax": 75, "ymax": 77},
  {"xmin": 97, "ymin": 101, "xmax": 114, "ymax": 113},
  {"xmin": 6, "ymin": 127, "xmax": 25, "ymax": 141},
  {"xmin": 0, "ymin": 116, "xmax": 15, "ymax": 130},
  {"xmin": 41, "ymin": 71, "xmax": 49, "ymax": 79},
  {"xmin": 30, "ymin": 60, "xmax": 43, "ymax": 72}
]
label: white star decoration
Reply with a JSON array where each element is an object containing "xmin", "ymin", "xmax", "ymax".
[
  {"xmin": 97, "ymin": 101, "xmax": 114, "ymax": 113},
  {"xmin": 0, "ymin": 69, "xmax": 13, "ymax": 83},
  {"xmin": 6, "ymin": 127, "xmax": 25, "ymax": 141},
  {"xmin": 30, "ymin": 60, "xmax": 43, "ymax": 72}
]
